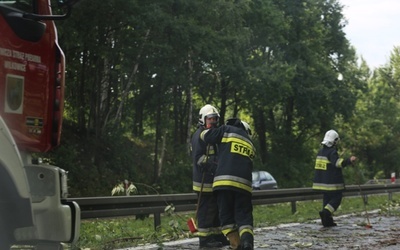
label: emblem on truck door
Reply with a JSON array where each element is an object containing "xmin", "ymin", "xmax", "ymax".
[{"xmin": 5, "ymin": 74, "xmax": 24, "ymax": 114}]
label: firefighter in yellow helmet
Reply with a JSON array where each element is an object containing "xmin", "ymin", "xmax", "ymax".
[
  {"xmin": 313, "ymin": 129, "xmax": 356, "ymax": 227},
  {"xmin": 190, "ymin": 104, "xmax": 229, "ymax": 248}
]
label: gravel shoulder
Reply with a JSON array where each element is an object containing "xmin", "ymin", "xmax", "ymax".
[{"xmin": 119, "ymin": 210, "xmax": 400, "ymax": 250}]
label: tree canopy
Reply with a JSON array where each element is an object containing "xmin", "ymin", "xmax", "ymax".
[{"xmin": 43, "ymin": 0, "xmax": 400, "ymax": 196}]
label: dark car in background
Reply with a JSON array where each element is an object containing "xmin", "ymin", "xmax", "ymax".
[{"xmin": 252, "ymin": 171, "xmax": 278, "ymax": 190}]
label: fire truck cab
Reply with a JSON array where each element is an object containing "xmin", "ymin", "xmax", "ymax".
[{"xmin": 0, "ymin": 0, "xmax": 80, "ymax": 249}]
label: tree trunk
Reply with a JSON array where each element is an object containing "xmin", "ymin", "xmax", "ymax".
[
  {"xmin": 254, "ymin": 107, "xmax": 268, "ymax": 164},
  {"xmin": 157, "ymin": 129, "xmax": 168, "ymax": 179},
  {"xmin": 78, "ymin": 46, "xmax": 87, "ymax": 132},
  {"xmin": 186, "ymin": 52, "xmax": 194, "ymax": 156},
  {"xmin": 114, "ymin": 29, "xmax": 151, "ymax": 126}
]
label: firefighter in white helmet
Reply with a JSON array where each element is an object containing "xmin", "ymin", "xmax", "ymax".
[
  {"xmin": 201, "ymin": 118, "xmax": 255, "ymax": 250},
  {"xmin": 190, "ymin": 104, "xmax": 229, "ymax": 248},
  {"xmin": 312, "ymin": 129, "xmax": 357, "ymax": 227}
]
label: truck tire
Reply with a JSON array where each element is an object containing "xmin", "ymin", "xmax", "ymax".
[{"xmin": 0, "ymin": 215, "xmax": 11, "ymax": 250}]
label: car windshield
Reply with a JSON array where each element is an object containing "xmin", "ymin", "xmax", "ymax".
[
  {"xmin": 260, "ymin": 171, "xmax": 273, "ymax": 181},
  {"xmin": 252, "ymin": 172, "xmax": 260, "ymax": 181}
]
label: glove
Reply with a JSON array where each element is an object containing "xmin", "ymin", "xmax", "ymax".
[
  {"xmin": 200, "ymin": 162, "xmax": 218, "ymax": 173},
  {"xmin": 199, "ymin": 162, "xmax": 211, "ymax": 173}
]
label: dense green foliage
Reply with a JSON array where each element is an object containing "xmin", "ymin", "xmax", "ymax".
[{"xmin": 41, "ymin": 0, "xmax": 400, "ymax": 196}]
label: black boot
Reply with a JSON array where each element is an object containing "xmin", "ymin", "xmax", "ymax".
[
  {"xmin": 319, "ymin": 210, "xmax": 327, "ymax": 227},
  {"xmin": 213, "ymin": 233, "xmax": 230, "ymax": 246},
  {"xmin": 199, "ymin": 236, "xmax": 223, "ymax": 248},
  {"xmin": 241, "ymin": 232, "xmax": 254, "ymax": 250},
  {"xmin": 242, "ymin": 241, "xmax": 253, "ymax": 250},
  {"xmin": 325, "ymin": 212, "xmax": 337, "ymax": 227},
  {"xmin": 320, "ymin": 209, "xmax": 337, "ymax": 227}
]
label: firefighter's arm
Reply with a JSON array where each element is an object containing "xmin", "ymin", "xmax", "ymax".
[
  {"xmin": 200, "ymin": 125, "xmax": 225, "ymax": 144},
  {"xmin": 340, "ymin": 155, "xmax": 357, "ymax": 168},
  {"xmin": 332, "ymin": 150, "xmax": 355, "ymax": 168}
]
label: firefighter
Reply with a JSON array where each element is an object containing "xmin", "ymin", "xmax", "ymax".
[
  {"xmin": 201, "ymin": 118, "xmax": 256, "ymax": 250},
  {"xmin": 191, "ymin": 104, "xmax": 229, "ymax": 248},
  {"xmin": 312, "ymin": 129, "xmax": 357, "ymax": 227}
]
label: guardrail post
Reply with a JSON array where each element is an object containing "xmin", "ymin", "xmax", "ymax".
[
  {"xmin": 363, "ymin": 194, "xmax": 368, "ymax": 205},
  {"xmin": 389, "ymin": 192, "xmax": 393, "ymax": 201},
  {"xmin": 154, "ymin": 213, "xmax": 161, "ymax": 231},
  {"xmin": 291, "ymin": 201, "xmax": 297, "ymax": 214}
]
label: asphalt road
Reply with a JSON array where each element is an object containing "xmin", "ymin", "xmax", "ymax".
[{"xmin": 119, "ymin": 210, "xmax": 400, "ymax": 250}]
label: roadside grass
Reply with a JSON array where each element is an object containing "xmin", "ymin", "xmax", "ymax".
[{"xmin": 72, "ymin": 193, "xmax": 400, "ymax": 249}]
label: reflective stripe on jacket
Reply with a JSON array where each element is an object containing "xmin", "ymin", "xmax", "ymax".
[
  {"xmin": 201, "ymin": 125, "xmax": 255, "ymax": 194},
  {"xmin": 312, "ymin": 146, "xmax": 352, "ymax": 192}
]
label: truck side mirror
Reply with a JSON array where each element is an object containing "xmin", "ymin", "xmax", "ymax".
[
  {"xmin": 23, "ymin": 0, "xmax": 82, "ymax": 21},
  {"xmin": 57, "ymin": 0, "xmax": 81, "ymax": 7}
]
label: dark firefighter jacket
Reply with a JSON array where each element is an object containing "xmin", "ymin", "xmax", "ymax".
[
  {"xmin": 191, "ymin": 126, "xmax": 218, "ymax": 193},
  {"xmin": 312, "ymin": 145, "xmax": 353, "ymax": 192},
  {"xmin": 200, "ymin": 125, "xmax": 256, "ymax": 194}
]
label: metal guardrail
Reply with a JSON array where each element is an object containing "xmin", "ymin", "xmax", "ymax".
[
  {"xmin": 365, "ymin": 179, "xmax": 400, "ymax": 184},
  {"xmin": 67, "ymin": 184, "xmax": 400, "ymax": 229}
]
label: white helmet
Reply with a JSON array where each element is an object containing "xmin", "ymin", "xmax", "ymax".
[
  {"xmin": 198, "ymin": 104, "xmax": 220, "ymax": 126},
  {"xmin": 321, "ymin": 129, "xmax": 340, "ymax": 147},
  {"xmin": 241, "ymin": 121, "xmax": 252, "ymax": 135},
  {"xmin": 226, "ymin": 118, "xmax": 252, "ymax": 135}
]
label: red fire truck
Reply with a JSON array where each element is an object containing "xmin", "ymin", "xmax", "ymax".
[{"xmin": 0, "ymin": 0, "xmax": 80, "ymax": 249}]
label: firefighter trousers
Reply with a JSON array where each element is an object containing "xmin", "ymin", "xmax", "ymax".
[
  {"xmin": 215, "ymin": 190, "xmax": 253, "ymax": 236},
  {"xmin": 197, "ymin": 192, "xmax": 221, "ymax": 237},
  {"xmin": 322, "ymin": 191, "xmax": 343, "ymax": 213}
]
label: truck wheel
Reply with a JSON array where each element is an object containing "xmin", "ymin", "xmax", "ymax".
[{"xmin": 0, "ymin": 215, "xmax": 11, "ymax": 250}]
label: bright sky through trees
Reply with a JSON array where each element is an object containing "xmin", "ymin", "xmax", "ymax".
[{"xmin": 341, "ymin": 0, "xmax": 400, "ymax": 69}]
